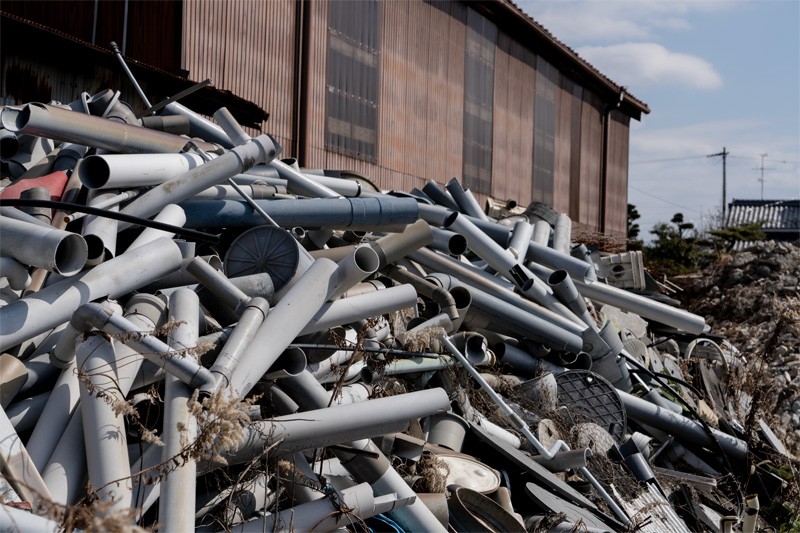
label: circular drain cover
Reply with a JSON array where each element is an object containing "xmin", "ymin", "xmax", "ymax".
[
  {"xmin": 555, "ymin": 370, "xmax": 626, "ymax": 442},
  {"xmin": 224, "ymin": 226, "xmax": 300, "ymax": 291}
]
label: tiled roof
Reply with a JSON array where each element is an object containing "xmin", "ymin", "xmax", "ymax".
[{"xmin": 726, "ymin": 199, "xmax": 800, "ymax": 232}]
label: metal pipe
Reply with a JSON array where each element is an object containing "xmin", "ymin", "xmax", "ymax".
[
  {"xmin": 181, "ymin": 196, "xmax": 420, "ymax": 231},
  {"xmin": 553, "ymin": 214, "xmax": 572, "ymax": 254},
  {"xmin": 299, "ymin": 283, "xmax": 418, "ymax": 336},
  {"xmin": 618, "ymin": 390, "xmax": 747, "ymax": 460},
  {"xmin": 0, "ymin": 216, "xmax": 88, "ymax": 276},
  {"xmin": 77, "ymin": 331, "xmax": 132, "ymax": 510},
  {"xmin": 0, "ymin": 237, "xmax": 183, "ymax": 352},
  {"xmin": 163, "ymin": 101, "xmax": 235, "ymax": 148},
  {"xmin": 160, "ymin": 289, "xmax": 200, "ymax": 531},
  {"xmin": 1, "ymin": 103, "xmax": 219, "ymax": 154},
  {"xmin": 0, "ymin": 257, "xmax": 31, "ymax": 290},
  {"xmin": 270, "ymin": 158, "xmax": 340, "ymax": 198},
  {"xmin": 77, "ymin": 152, "xmax": 207, "ymax": 189},
  {"xmin": 119, "ymin": 134, "xmax": 279, "ymax": 225}
]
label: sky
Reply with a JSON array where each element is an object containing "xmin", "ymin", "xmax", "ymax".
[{"xmin": 516, "ymin": 0, "xmax": 800, "ymax": 240}]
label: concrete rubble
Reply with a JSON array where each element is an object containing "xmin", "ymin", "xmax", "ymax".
[{"xmin": 0, "ymin": 89, "xmax": 797, "ymax": 532}]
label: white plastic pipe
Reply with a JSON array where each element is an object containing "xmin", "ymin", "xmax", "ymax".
[
  {"xmin": 0, "ymin": 503, "xmax": 62, "ymax": 532},
  {"xmin": 125, "ymin": 203, "xmax": 186, "ymax": 251},
  {"xmin": 270, "ymin": 158, "xmax": 340, "ymax": 198},
  {"xmin": 327, "ymin": 246, "xmax": 381, "ymax": 300},
  {"xmin": 0, "ymin": 215, "xmax": 88, "ymax": 276},
  {"xmin": 41, "ymin": 409, "xmax": 85, "ymax": 506},
  {"xmin": 507, "ymin": 220, "xmax": 534, "ymax": 260},
  {"xmin": 532, "ymin": 220, "xmax": 551, "ymax": 246},
  {"xmin": 160, "ymin": 289, "xmax": 200, "ymax": 531},
  {"xmin": 0, "ymin": 257, "xmax": 31, "ymax": 290},
  {"xmin": 553, "ymin": 214, "xmax": 572, "ymax": 254},
  {"xmin": 0, "ymin": 405, "xmax": 52, "ymax": 504},
  {"xmin": 78, "ymin": 152, "xmax": 207, "ymax": 189},
  {"xmin": 81, "ymin": 189, "xmax": 119, "ymax": 265},
  {"xmin": 0, "ymin": 237, "xmax": 183, "ymax": 352},
  {"xmin": 77, "ymin": 333, "xmax": 132, "ymax": 511}
]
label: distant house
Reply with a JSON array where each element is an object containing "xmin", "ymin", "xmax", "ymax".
[
  {"xmin": 726, "ymin": 199, "xmax": 800, "ymax": 249},
  {"xmin": 1, "ymin": 0, "xmax": 649, "ymax": 239}
]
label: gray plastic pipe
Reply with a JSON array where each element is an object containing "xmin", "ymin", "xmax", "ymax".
[
  {"xmin": 186, "ymin": 255, "xmax": 250, "ymax": 314},
  {"xmin": 5, "ymin": 391, "xmax": 48, "ymax": 433},
  {"xmin": 507, "ymin": 220, "xmax": 534, "ymax": 260},
  {"xmin": 120, "ymin": 135, "xmax": 279, "ymax": 225},
  {"xmin": 370, "ymin": 219, "xmax": 434, "ymax": 268},
  {"xmin": 65, "ymin": 190, "xmax": 138, "ymax": 224},
  {"xmin": 532, "ymin": 220, "xmax": 550, "ymax": 245},
  {"xmin": 574, "ymin": 278, "xmax": 707, "ymax": 334},
  {"xmin": 163, "ymin": 101, "xmax": 234, "ymax": 148},
  {"xmin": 2, "ymin": 103, "xmax": 219, "ymax": 154},
  {"xmin": 553, "ymin": 214, "xmax": 572, "ymax": 254},
  {"xmin": 446, "ymin": 177, "xmax": 487, "ymax": 220},
  {"xmin": 188, "ymin": 183, "xmax": 285, "ymax": 200},
  {"xmin": 209, "ymin": 297, "xmax": 270, "ymax": 390},
  {"xmin": 0, "ymin": 402, "xmax": 52, "ymax": 504},
  {"xmin": 181, "ymin": 196, "xmax": 420, "ymax": 231},
  {"xmin": 77, "ymin": 331, "xmax": 133, "ymax": 510},
  {"xmin": 82, "ymin": 189, "xmax": 119, "ymax": 265},
  {"xmin": 548, "ymin": 269, "xmax": 594, "ymax": 327},
  {"xmin": 42, "ymin": 409, "xmax": 86, "ymax": 506},
  {"xmin": 327, "ymin": 246, "xmax": 381, "ymax": 300},
  {"xmin": 160, "ymin": 289, "xmax": 200, "ymax": 531},
  {"xmin": 0, "ymin": 237, "xmax": 183, "ymax": 352},
  {"xmin": 277, "ymin": 375, "xmax": 448, "ymax": 532},
  {"xmin": 229, "ymin": 482, "xmax": 405, "ymax": 533},
  {"xmin": 0, "ymin": 257, "xmax": 31, "ymax": 290},
  {"xmin": 78, "ymin": 152, "xmax": 207, "ymax": 189},
  {"xmin": 212, "ymin": 107, "xmax": 251, "ymax": 147},
  {"xmin": 430, "ymin": 226, "xmax": 468, "ymax": 256},
  {"xmin": 140, "ymin": 114, "xmax": 190, "ymax": 135},
  {"xmin": 299, "ymin": 283, "xmax": 418, "ymax": 336},
  {"xmin": 0, "ymin": 215, "xmax": 88, "ymax": 276},
  {"xmin": 422, "ymin": 180, "xmax": 460, "ymax": 211},
  {"xmin": 303, "ymin": 172, "xmax": 362, "ymax": 197},
  {"xmin": 270, "ymin": 158, "xmax": 340, "ymax": 198},
  {"xmin": 229, "ymin": 259, "xmax": 340, "ymax": 397},
  {"xmin": 618, "ymin": 390, "xmax": 747, "ymax": 459},
  {"xmin": 440, "ymin": 336, "xmax": 631, "ymax": 525},
  {"xmin": 0, "ymin": 502, "xmax": 62, "ymax": 532},
  {"xmin": 385, "ymin": 265, "xmax": 459, "ymax": 320}
]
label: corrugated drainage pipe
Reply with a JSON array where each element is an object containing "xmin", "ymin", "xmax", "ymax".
[{"xmin": 0, "ymin": 216, "xmax": 88, "ymax": 275}]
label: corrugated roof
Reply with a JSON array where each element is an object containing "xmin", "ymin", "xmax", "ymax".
[
  {"xmin": 481, "ymin": 0, "xmax": 650, "ymax": 119},
  {"xmin": 727, "ymin": 199, "xmax": 800, "ymax": 232}
]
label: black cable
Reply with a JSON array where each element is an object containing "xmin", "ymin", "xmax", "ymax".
[
  {"xmin": 0, "ymin": 199, "xmax": 219, "ymax": 243},
  {"xmin": 628, "ymin": 367, "xmax": 703, "ymax": 398}
]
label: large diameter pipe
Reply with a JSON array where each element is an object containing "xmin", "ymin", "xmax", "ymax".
[
  {"xmin": 0, "ymin": 237, "xmax": 183, "ymax": 352},
  {"xmin": 180, "ymin": 197, "xmax": 420, "ymax": 231},
  {"xmin": 446, "ymin": 177, "xmax": 487, "ymax": 220},
  {"xmin": 618, "ymin": 390, "xmax": 747, "ymax": 460},
  {"xmin": 1, "ymin": 103, "xmax": 219, "ymax": 154},
  {"xmin": 160, "ymin": 289, "xmax": 200, "ymax": 531},
  {"xmin": 77, "ymin": 333, "xmax": 132, "ymax": 510},
  {"xmin": 77, "ymin": 152, "xmax": 207, "ymax": 189},
  {"xmin": 574, "ymin": 278, "xmax": 707, "ymax": 334},
  {"xmin": 422, "ymin": 180, "xmax": 460, "ymax": 211},
  {"xmin": 120, "ymin": 134, "xmax": 280, "ymax": 225},
  {"xmin": 0, "ymin": 216, "xmax": 88, "ymax": 276}
]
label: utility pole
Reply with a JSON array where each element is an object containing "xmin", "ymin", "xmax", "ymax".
[
  {"xmin": 708, "ymin": 147, "xmax": 728, "ymax": 227},
  {"xmin": 754, "ymin": 153, "xmax": 775, "ymax": 200}
]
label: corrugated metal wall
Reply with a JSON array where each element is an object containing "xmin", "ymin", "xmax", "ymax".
[
  {"xmin": 181, "ymin": 0, "xmax": 296, "ymax": 149},
  {"xmin": 605, "ymin": 110, "xmax": 631, "ymax": 237}
]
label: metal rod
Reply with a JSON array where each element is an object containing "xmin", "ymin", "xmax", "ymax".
[{"xmin": 110, "ymin": 40, "xmax": 151, "ymax": 108}]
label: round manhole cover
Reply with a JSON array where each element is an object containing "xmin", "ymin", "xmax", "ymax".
[
  {"xmin": 224, "ymin": 226, "xmax": 301, "ymax": 292},
  {"xmin": 555, "ymin": 370, "xmax": 627, "ymax": 442}
]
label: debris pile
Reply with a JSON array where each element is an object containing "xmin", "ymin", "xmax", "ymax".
[{"xmin": 0, "ymin": 90, "xmax": 797, "ymax": 531}]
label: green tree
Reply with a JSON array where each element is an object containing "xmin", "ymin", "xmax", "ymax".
[
  {"xmin": 627, "ymin": 204, "xmax": 643, "ymax": 250},
  {"xmin": 644, "ymin": 212, "xmax": 701, "ymax": 275}
]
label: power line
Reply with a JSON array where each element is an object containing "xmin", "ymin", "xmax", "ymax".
[
  {"xmin": 629, "ymin": 154, "xmax": 709, "ymax": 165},
  {"xmin": 729, "ymin": 155, "xmax": 799, "ymax": 165},
  {"xmin": 628, "ymin": 184, "xmax": 703, "ymax": 215}
]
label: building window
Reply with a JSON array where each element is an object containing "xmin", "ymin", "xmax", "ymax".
[
  {"xmin": 325, "ymin": 0, "xmax": 381, "ymax": 162},
  {"xmin": 533, "ymin": 57, "xmax": 558, "ymax": 206},
  {"xmin": 462, "ymin": 8, "xmax": 497, "ymax": 193}
]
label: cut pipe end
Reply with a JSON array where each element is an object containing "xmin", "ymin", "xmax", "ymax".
[{"xmin": 54, "ymin": 233, "xmax": 89, "ymax": 275}]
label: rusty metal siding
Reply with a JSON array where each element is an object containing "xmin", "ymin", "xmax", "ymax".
[
  {"xmin": 491, "ymin": 34, "xmax": 534, "ymax": 206},
  {"xmin": 552, "ymin": 76, "xmax": 573, "ymax": 214},
  {"xmin": 181, "ymin": 0, "xmax": 295, "ymax": 147},
  {"xmin": 579, "ymin": 92, "xmax": 603, "ymax": 232},
  {"xmin": 604, "ymin": 110, "xmax": 630, "ymax": 237}
]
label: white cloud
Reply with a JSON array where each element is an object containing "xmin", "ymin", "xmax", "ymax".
[{"xmin": 577, "ymin": 42, "xmax": 722, "ymax": 90}]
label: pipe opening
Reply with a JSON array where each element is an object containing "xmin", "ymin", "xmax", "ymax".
[
  {"xmin": 448, "ymin": 234, "xmax": 468, "ymax": 256},
  {"xmin": 0, "ymin": 134, "xmax": 20, "ymax": 160},
  {"xmin": 450, "ymin": 286, "xmax": 472, "ymax": 310},
  {"xmin": 442, "ymin": 211, "xmax": 459, "ymax": 229},
  {"xmin": 78, "ymin": 156, "xmax": 112, "ymax": 189},
  {"xmin": 521, "ymin": 278, "xmax": 535, "ymax": 292},
  {"xmin": 55, "ymin": 234, "xmax": 89, "ymax": 275},
  {"xmin": 353, "ymin": 246, "xmax": 380, "ymax": 274},
  {"xmin": 547, "ymin": 270, "xmax": 568, "ymax": 285},
  {"xmin": 83, "ymin": 234, "xmax": 106, "ymax": 266},
  {"xmin": 0, "ymin": 106, "xmax": 27, "ymax": 132}
]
